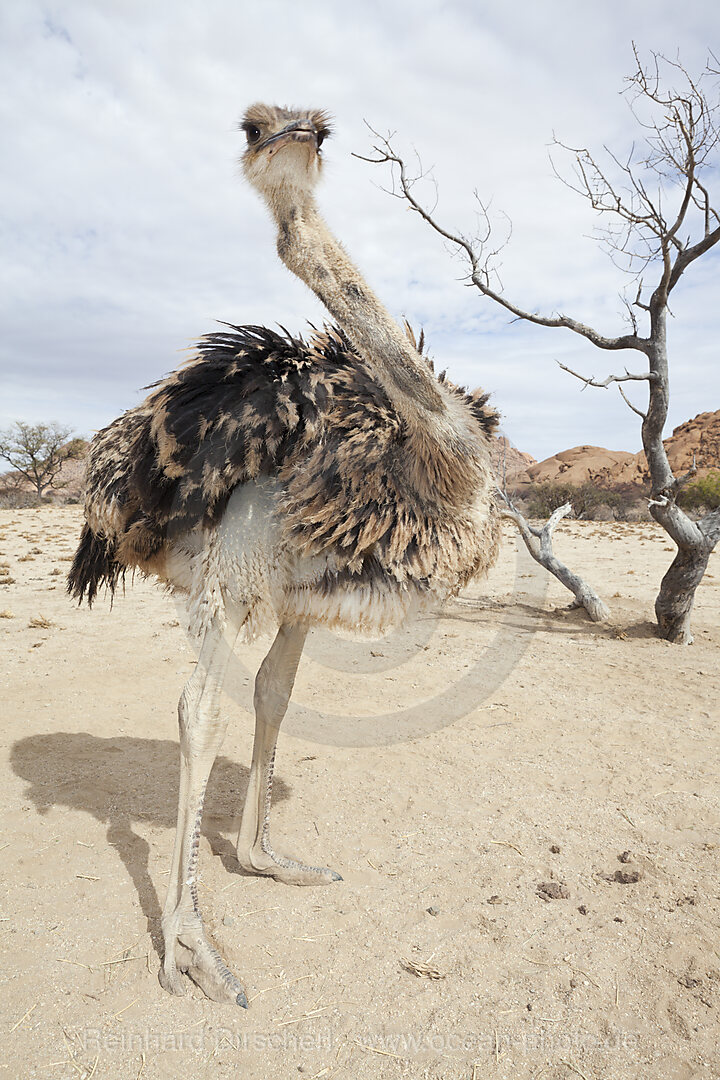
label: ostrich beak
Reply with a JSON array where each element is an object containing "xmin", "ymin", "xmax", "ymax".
[{"xmin": 259, "ymin": 122, "xmax": 318, "ymax": 152}]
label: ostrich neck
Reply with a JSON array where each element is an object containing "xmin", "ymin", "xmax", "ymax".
[{"xmin": 268, "ymin": 188, "xmax": 445, "ymax": 420}]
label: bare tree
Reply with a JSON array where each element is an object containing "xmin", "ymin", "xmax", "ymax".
[
  {"xmin": 0, "ymin": 421, "xmax": 82, "ymax": 497},
  {"xmin": 358, "ymin": 46, "xmax": 720, "ymax": 644}
]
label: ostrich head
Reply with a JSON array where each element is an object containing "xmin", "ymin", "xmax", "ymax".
[{"xmin": 241, "ymin": 104, "xmax": 332, "ymax": 199}]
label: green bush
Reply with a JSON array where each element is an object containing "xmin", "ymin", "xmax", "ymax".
[{"xmin": 678, "ymin": 472, "xmax": 720, "ymax": 511}]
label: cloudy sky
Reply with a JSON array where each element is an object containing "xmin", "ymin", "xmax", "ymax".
[{"xmin": 1, "ymin": 0, "xmax": 718, "ymax": 461}]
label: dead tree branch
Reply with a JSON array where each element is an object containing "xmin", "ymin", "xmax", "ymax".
[
  {"xmin": 556, "ymin": 360, "xmax": 653, "ymax": 417},
  {"xmin": 556, "ymin": 362, "xmax": 655, "ymax": 390},
  {"xmin": 355, "ymin": 132, "xmax": 648, "ymax": 354},
  {"xmin": 617, "ymin": 385, "xmax": 647, "ymax": 419}
]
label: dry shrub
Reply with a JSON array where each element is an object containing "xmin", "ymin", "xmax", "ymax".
[{"xmin": 526, "ymin": 481, "xmax": 632, "ymax": 520}]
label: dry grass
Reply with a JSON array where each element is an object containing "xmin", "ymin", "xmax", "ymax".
[
  {"xmin": 28, "ymin": 615, "xmax": 53, "ymax": 629},
  {"xmin": 400, "ymin": 957, "xmax": 446, "ymax": 980}
]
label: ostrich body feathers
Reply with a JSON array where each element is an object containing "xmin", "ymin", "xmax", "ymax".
[{"xmin": 70, "ymin": 324, "xmax": 500, "ymax": 639}]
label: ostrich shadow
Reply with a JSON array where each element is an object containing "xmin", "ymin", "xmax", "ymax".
[{"xmin": 10, "ymin": 732, "xmax": 290, "ymax": 957}]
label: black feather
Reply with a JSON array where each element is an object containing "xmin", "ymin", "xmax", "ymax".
[{"xmin": 67, "ymin": 524, "xmax": 124, "ymax": 606}]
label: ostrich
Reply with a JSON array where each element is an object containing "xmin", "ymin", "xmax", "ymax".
[{"xmin": 68, "ymin": 104, "xmax": 501, "ymax": 1006}]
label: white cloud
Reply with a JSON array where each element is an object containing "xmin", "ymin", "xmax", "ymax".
[{"xmin": 0, "ymin": 0, "xmax": 718, "ymax": 460}]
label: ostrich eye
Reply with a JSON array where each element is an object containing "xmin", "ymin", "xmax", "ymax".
[
  {"xmin": 317, "ymin": 132, "xmax": 325, "ymax": 148},
  {"xmin": 245, "ymin": 124, "xmax": 261, "ymax": 145}
]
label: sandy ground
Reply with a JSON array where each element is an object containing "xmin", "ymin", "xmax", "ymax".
[{"xmin": 1, "ymin": 505, "xmax": 719, "ymax": 1080}]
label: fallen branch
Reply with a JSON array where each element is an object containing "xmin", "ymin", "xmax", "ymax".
[{"xmin": 498, "ymin": 495, "xmax": 610, "ymax": 622}]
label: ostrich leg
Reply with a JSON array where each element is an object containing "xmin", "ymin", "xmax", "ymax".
[
  {"xmin": 160, "ymin": 605, "xmax": 249, "ymax": 1005},
  {"xmin": 236, "ymin": 622, "xmax": 342, "ymax": 886}
]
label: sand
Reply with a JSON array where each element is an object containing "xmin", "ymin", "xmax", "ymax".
[{"xmin": 1, "ymin": 506, "xmax": 719, "ymax": 1080}]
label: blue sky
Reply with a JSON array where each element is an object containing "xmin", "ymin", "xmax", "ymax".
[{"xmin": 1, "ymin": 0, "xmax": 718, "ymax": 460}]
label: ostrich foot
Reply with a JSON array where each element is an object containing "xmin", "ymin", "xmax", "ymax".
[
  {"xmin": 237, "ymin": 842, "xmax": 342, "ymax": 887},
  {"xmin": 159, "ymin": 921, "xmax": 248, "ymax": 1006}
]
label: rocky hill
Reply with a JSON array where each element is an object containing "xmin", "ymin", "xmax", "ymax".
[
  {"xmin": 512, "ymin": 409, "xmax": 720, "ymax": 491},
  {"xmin": 659, "ymin": 410, "xmax": 720, "ymax": 474},
  {"xmin": 490, "ymin": 435, "xmax": 536, "ymax": 482},
  {"xmin": 517, "ymin": 445, "xmax": 637, "ymax": 488}
]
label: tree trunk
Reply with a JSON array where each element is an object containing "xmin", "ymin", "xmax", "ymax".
[
  {"xmin": 654, "ymin": 543, "xmax": 711, "ymax": 644},
  {"xmin": 641, "ymin": 326, "xmax": 714, "ymax": 645},
  {"xmin": 649, "ymin": 498, "xmax": 720, "ymax": 645}
]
